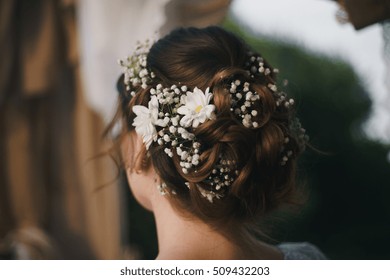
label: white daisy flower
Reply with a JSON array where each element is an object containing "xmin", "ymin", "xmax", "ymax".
[
  {"xmin": 177, "ymin": 87, "xmax": 215, "ymax": 128},
  {"xmin": 132, "ymin": 96, "xmax": 167, "ymax": 149}
]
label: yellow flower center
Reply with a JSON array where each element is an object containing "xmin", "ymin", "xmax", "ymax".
[{"xmin": 195, "ymin": 105, "xmax": 203, "ymax": 113}]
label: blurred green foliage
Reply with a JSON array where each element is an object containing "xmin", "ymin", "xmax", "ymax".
[{"xmin": 126, "ymin": 19, "xmax": 390, "ymax": 260}]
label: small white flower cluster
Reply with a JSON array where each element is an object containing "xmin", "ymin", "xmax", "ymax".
[
  {"xmin": 197, "ymin": 186, "xmax": 224, "ymax": 203},
  {"xmin": 242, "ymin": 52, "xmax": 309, "ymax": 165},
  {"xmin": 245, "ymin": 52, "xmax": 279, "ymax": 79},
  {"xmin": 280, "ymin": 137, "xmax": 293, "ymax": 166},
  {"xmin": 208, "ymin": 158, "xmax": 237, "ymax": 190},
  {"xmin": 176, "ymin": 141, "xmax": 201, "ymax": 175},
  {"xmin": 279, "ymin": 117, "xmax": 309, "ymax": 166},
  {"xmin": 229, "ymin": 80, "xmax": 261, "ymax": 128},
  {"xmin": 157, "ymin": 182, "xmax": 169, "ymax": 195},
  {"xmin": 157, "ymin": 182, "xmax": 177, "ymax": 196},
  {"xmin": 290, "ymin": 117, "xmax": 309, "ymax": 149},
  {"xmin": 272, "ymin": 88, "xmax": 295, "ymax": 108},
  {"xmin": 194, "ymin": 156, "xmax": 238, "ymax": 203},
  {"xmin": 244, "ymin": 51, "xmax": 295, "ymax": 110},
  {"xmin": 118, "ymin": 40, "xmax": 156, "ymax": 96}
]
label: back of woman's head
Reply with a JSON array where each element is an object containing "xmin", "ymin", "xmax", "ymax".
[{"xmin": 115, "ymin": 26, "xmax": 307, "ymax": 237}]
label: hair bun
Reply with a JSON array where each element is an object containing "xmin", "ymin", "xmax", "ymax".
[{"xmin": 118, "ymin": 26, "xmax": 307, "ymax": 229}]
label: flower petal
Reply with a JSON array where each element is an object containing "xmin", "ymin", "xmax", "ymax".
[
  {"xmin": 191, "ymin": 87, "xmax": 206, "ymax": 107},
  {"xmin": 203, "ymin": 104, "xmax": 215, "ymax": 118},
  {"xmin": 149, "ymin": 96, "xmax": 159, "ymax": 121},
  {"xmin": 132, "ymin": 102, "xmax": 158, "ymax": 150},
  {"xmin": 193, "ymin": 119, "xmax": 200, "ymax": 128},
  {"xmin": 155, "ymin": 118, "xmax": 169, "ymax": 127},
  {"xmin": 133, "ymin": 105, "xmax": 149, "ymax": 116},
  {"xmin": 204, "ymin": 87, "xmax": 213, "ymax": 104},
  {"xmin": 177, "ymin": 106, "xmax": 191, "ymax": 115},
  {"xmin": 143, "ymin": 134, "xmax": 154, "ymax": 150},
  {"xmin": 180, "ymin": 115, "xmax": 193, "ymax": 128}
]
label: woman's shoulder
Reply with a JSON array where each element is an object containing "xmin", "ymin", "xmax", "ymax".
[{"xmin": 277, "ymin": 242, "xmax": 327, "ymax": 260}]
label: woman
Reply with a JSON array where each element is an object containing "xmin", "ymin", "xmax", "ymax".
[{"xmin": 112, "ymin": 26, "xmax": 325, "ymax": 260}]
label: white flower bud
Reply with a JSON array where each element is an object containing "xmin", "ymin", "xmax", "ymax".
[
  {"xmin": 172, "ymin": 117, "xmax": 179, "ymax": 126},
  {"xmin": 181, "ymin": 151, "xmax": 189, "ymax": 160}
]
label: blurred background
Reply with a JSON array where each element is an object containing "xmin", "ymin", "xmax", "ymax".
[{"xmin": 0, "ymin": 0, "xmax": 389, "ymax": 260}]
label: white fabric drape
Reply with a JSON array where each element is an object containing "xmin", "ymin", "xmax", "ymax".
[{"xmin": 77, "ymin": 0, "xmax": 170, "ymax": 123}]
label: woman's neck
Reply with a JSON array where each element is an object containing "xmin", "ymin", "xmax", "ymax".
[
  {"xmin": 150, "ymin": 193, "xmax": 283, "ymax": 260},
  {"xmin": 152, "ymin": 196, "xmax": 243, "ymax": 259}
]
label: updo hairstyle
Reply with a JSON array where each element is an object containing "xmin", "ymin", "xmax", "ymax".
[{"xmin": 114, "ymin": 26, "xmax": 306, "ymax": 242}]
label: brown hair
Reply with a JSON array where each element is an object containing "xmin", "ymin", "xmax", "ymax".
[{"xmin": 110, "ymin": 26, "xmax": 305, "ymax": 249}]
